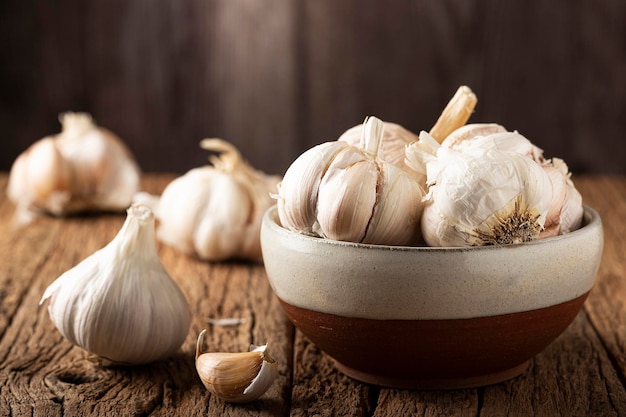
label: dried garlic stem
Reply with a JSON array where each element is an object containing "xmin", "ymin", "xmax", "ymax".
[{"xmin": 429, "ymin": 86, "xmax": 477, "ymax": 143}]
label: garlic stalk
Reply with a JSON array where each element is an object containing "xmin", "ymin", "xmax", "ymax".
[
  {"xmin": 7, "ymin": 112, "xmax": 141, "ymax": 224},
  {"xmin": 394, "ymin": 85, "xmax": 479, "ymax": 182},
  {"xmin": 136, "ymin": 139, "xmax": 280, "ymax": 262},
  {"xmin": 275, "ymin": 116, "xmax": 424, "ymax": 245},
  {"xmin": 195, "ymin": 329, "xmax": 277, "ymax": 403},
  {"xmin": 411, "ymin": 131, "xmax": 554, "ymax": 247},
  {"xmin": 429, "ymin": 85, "xmax": 478, "ymax": 143},
  {"xmin": 40, "ymin": 204, "xmax": 191, "ymax": 365}
]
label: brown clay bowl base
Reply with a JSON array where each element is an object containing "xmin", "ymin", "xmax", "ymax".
[{"xmin": 279, "ymin": 292, "xmax": 589, "ymax": 390}]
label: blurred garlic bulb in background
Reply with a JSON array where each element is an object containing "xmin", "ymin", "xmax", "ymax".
[
  {"xmin": 7, "ymin": 112, "xmax": 141, "ymax": 224},
  {"xmin": 275, "ymin": 116, "xmax": 424, "ymax": 245},
  {"xmin": 435, "ymin": 123, "xmax": 583, "ymax": 237},
  {"xmin": 408, "ymin": 132, "xmax": 554, "ymax": 247},
  {"xmin": 40, "ymin": 204, "xmax": 191, "ymax": 365},
  {"xmin": 134, "ymin": 139, "xmax": 280, "ymax": 262}
]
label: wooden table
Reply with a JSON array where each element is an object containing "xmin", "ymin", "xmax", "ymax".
[{"xmin": 1, "ymin": 173, "xmax": 625, "ymax": 416}]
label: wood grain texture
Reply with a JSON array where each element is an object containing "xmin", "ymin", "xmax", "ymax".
[
  {"xmin": 1, "ymin": 1, "xmax": 625, "ymax": 176},
  {"xmin": 0, "ymin": 174, "xmax": 626, "ymax": 416}
]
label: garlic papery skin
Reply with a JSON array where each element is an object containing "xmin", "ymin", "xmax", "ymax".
[
  {"xmin": 195, "ymin": 329, "xmax": 277, "ymax": 403},
  {"xmin": 435, "ymin": 124, "xmax": 583, "ymax": 238},
  {"xmin": 276, "ymin": 116, "xmax": 424, "ymax": 245},
  {"xmin": 39, "ymin": 204, "xmax": 191, "ymax": 365},
  {"xmin": 7, "ymin": 112, "xmax": 141, "ymax": 223},
  {"xmin": 337, "ymin": 121, "xmax": 423, "ymax": 183},
  {"xmin": 416, "ymin": 132, "xmax": 554, "ymax": 247},
  {"xmin": 441, "ymin": 124, "xmax": 545, "ymax": 163},
  {"xmin": 146, "ymin": 139, "xmax": 280, "ymax": 262},
  {"xmin": 541, "ymin": 158, "xmax": 583, "ymax": 237}
]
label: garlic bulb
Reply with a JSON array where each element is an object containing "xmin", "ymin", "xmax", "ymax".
[
  {"xmin": 40, "ymin": 204, "xmax": 191, "ymax": 365},
  {"xmin": 436, "ymin": 124, "xmax": 582, "ymax": 237},
  {"xmin": 410, "ymin": 132, "xmax": 554, "ymax": 247},
  {"xmin": 276, "ymin": 116, "xmax": 424, "ymax": 245},
  {"xmin": 137, "ymin": 139, "xmax": 280, "ymax": 262},
  {"xmin": 7, "ymin": 112, "xmax": 141, "ymax": 223},
  {"xmin": 195, "ymin": 329, "xmax": 277, "ymax": 403}
]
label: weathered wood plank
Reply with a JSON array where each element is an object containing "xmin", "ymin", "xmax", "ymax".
[
  {"xmin": 0, "ymin": 175, "xmax": 292, "ymax": 416},
  {"xmin": 576, "ymin": 177, "xmax": 626, "ymax": 386},
  {"xmin": 1, "ymin": 174, "xmax": 626, "ymax": 416},
  {"xmin": 290, "ymin": 331, "xmax": 376, "ymax": 416}
]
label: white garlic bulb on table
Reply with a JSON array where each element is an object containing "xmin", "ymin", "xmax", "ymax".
[
  {"xmin": 275, "ymin": 116, "xmax": 425, "ymax": 245},
  {"xmin": 407, "ymin": 131, "xmax": 555, "ymax": 247},
  {"xmin": 7, "ymin": 112, "xmax": 141, "ymax": 224},
  {"xmin": 135, "ymin": 139, "xmax": 281, "ymax": 262},
  {"xmin": 40, "ymin": 204, "xmax": 191, "ymax": 365}
]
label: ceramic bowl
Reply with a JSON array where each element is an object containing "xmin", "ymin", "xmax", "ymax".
[{"xmin": 260, "ymin": 206, "xmax": 603, "ymax": 389}]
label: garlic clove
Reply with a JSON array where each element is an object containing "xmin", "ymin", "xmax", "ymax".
[
  {"xmin": 362, "ymin": 162, "xmax": 424, "ymax": 244},
  {"xmin": 316, "ymin": 149, "xmax": 378, "ymax": 242},
  {"xmin": 540, "ymin": 158, "xmax": 583, "ymax": 237},
  {"xmin": 40, "ymin": 204, "xmax": 191, "ymax": 365},
  {"xmin": 195, "ymin": 329, "xmax": 277, "ymax": 403},
  {"xmin": 276, "ymin": 141, "xmax": 349, "ymax": 234}
]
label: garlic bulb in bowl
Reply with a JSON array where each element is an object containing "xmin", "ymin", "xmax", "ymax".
[
  {"xmin": 7, "ymin": 112, "xmax": 141, "ymax": 224},
  {"xmin": 275, "ymin": 116, "xmax": 424, "ymax": 245},
  {"xmin": 435, "ymin": 123, "xmax": 583, "ymax": 237},
  {"xmin": 408, "ymin": 132, "xmax": 554, "ymax": 247},
  {"xmin": 135, "ymin": 139, "xmax": 281, "ymax": 262}
]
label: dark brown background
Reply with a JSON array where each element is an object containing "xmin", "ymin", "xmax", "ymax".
[{"xmin": 1, "ymin": 0, "xmax": 625, "ymax": 176}]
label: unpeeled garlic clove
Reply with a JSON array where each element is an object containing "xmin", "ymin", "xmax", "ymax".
[
  {"xmin": 541, "ymin": 158, "xmax": 583, "ymax": 237},
  {"xmin": 195, "ymin": 329, "xmax": 277, "ymax": 403}
]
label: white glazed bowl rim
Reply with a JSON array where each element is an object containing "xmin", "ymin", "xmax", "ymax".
[{"xmin": 261, "ymin": 205, "xmax": 603, "ymax": 320}]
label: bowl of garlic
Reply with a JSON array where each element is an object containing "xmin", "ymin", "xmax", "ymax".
[{"xmin": 261, "ymin": 90, "xmax": 604, "ymax": 389}]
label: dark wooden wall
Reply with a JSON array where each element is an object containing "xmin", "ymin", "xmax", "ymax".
[{"xmin": 1, "ymin": 0, "xmax": 625, "ymax": 176}]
